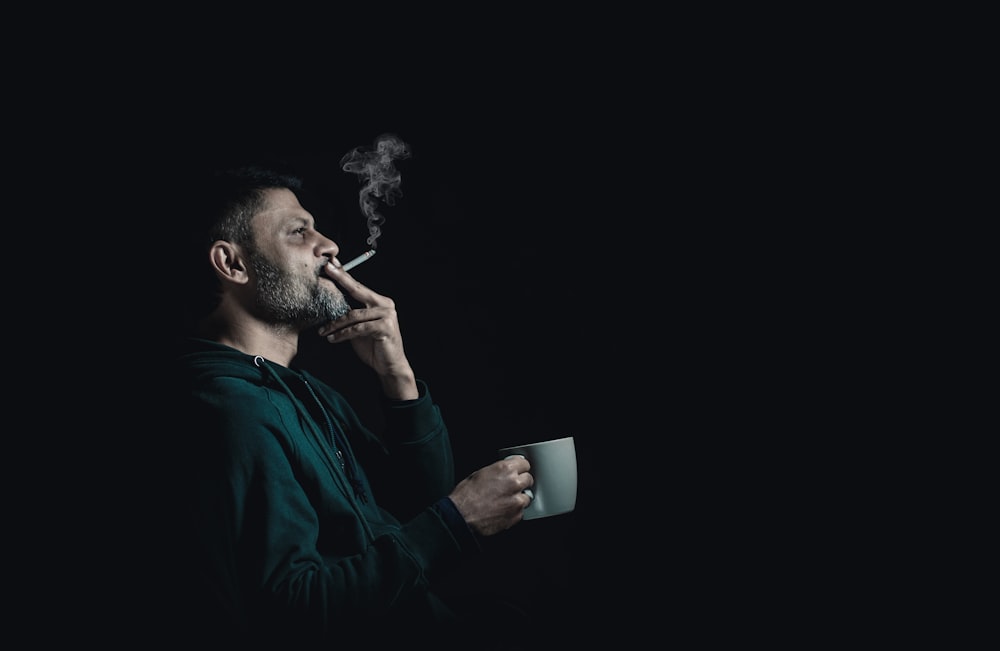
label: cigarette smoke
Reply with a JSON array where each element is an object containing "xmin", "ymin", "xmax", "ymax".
[{"xmin": 340, "ymin": 133, "xmax": 411, "ymax": 249}]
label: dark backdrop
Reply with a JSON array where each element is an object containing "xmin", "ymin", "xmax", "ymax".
[{"xmin": 37, "ymin": 20, "xmax": 849, "ymax": 646}]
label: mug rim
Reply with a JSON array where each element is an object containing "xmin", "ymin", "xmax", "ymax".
[{"xmin": 498, "ymin": 435, "xmax": 574, "ymax": 451}]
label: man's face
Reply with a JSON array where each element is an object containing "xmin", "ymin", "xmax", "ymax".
[{"xmin": 245, "ymin": 188, "xmax": 350, "ymax": 327}]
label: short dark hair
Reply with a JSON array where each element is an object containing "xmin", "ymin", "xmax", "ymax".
[{"xmin": 201, "ymin": 165, "xmax": 304, "ymax": 246}]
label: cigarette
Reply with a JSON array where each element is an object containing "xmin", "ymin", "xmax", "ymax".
[{"xmin": 341, "ymin": 249, "xmax": 376, "ymax": 271}]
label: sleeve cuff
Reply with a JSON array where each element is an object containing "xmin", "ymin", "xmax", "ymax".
[
  {"xmin": 433, "ymin": 496, "xmax": 482, "ymax": 553},
  {"xmin": 383, "ymin": 380, "xmax": 445, "ymax": 442}
]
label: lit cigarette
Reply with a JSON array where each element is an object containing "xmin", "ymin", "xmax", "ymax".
[{"xmin": 341, "ymin": 249, "xmax": 376, "ymax": 271}]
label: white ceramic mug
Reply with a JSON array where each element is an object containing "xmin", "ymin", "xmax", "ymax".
[{"xmin": 498, "ymin": 436, "xmax": 577, "ymax": 520}]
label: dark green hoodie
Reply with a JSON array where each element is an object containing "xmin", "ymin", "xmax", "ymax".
[{"xmin": 170, "ymin": 338, "xmax": 481, "ymax": 646}]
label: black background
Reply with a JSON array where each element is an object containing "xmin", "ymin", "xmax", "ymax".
[{"xmin": 21, "ymin": 13, "xmax": 883, "ymax": 646}]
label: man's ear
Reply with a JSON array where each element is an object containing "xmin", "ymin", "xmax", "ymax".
[{"xmin": 208, "ymin": 241, "xmax": 250, "ymax": 285}]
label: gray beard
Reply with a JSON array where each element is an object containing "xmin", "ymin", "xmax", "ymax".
[{"xmin": 248, "ymin": 251, "xmax": 351, "ymax": 328}]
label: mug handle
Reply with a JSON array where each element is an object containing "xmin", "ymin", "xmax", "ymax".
[{"xmin": 504, "ymin": 454, "xmax": 534, "ymax": 501}]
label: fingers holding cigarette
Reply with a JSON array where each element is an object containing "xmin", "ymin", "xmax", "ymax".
[{"xmin": 324, "ymin": 252, "xmax": 389, "ymax": 307}]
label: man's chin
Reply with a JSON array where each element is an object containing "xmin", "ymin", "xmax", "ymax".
[{"xmin": 307, "ymin": 302, "xmax": 350, "ymax": 326}]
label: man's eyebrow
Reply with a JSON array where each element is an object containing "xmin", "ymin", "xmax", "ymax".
[{"xmin": 283, "ymin": 213, "xmax": 313, "ymax": 228}]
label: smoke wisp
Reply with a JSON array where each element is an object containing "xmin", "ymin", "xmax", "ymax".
[{"xmin": 340, "ymin": 133, "xmax": 411, "ymax": 249}]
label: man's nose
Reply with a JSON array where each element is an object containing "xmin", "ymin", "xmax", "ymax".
[{"xmin": 317, "ymin": 233, "xmax": 339, "ymax": 258}]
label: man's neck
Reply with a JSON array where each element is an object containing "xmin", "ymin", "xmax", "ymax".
[{"xmin": 199, "ymin": 314, "xmax": 300, "ymax": 367}]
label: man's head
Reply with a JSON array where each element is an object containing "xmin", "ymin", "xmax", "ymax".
[{"xmin": 180, "ymin": 165, "xmax": 350, "ymax": 334}]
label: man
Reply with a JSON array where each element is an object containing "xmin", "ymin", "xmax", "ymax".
[{"xmin": 164, "ymin": 164, "xmax": 535, "ymax": 647}]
